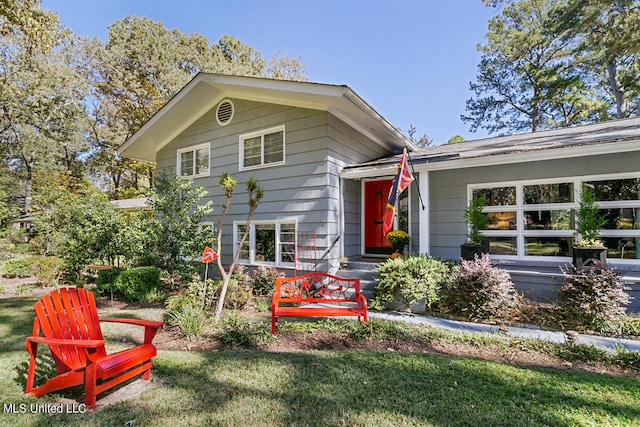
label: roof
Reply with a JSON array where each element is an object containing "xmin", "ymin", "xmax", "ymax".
[
  {"xmin": 342, "ymin": 117, "xmax": 640, "ymax": 178},
  {"xmin": 118, "ymin": 73, "xmax": 415, "ymax": 161}
]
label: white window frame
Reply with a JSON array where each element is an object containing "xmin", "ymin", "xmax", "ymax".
[
  {"xmin": 177, "ymin": 143, "xmax": 210, "ymax": 178},
  {"xmin": 233, "ymin": 220, "xmax": 296, "ymax": 267},
  {"xmin": 468, "ymin": 172, "xmax": 640, "ymax": 263},
  {"xmin": 239, "ymin": 125, "xmax": 285, "ymax": 171}
]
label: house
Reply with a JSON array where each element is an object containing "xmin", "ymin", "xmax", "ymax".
[{"xmin": 119, "ymin": 73, "xmax": 640, "ymax": 311}]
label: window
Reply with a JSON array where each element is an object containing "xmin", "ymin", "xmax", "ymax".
[
  {"xmin": 177, "ymin": 144, "xmax": 209, "ymax": 177},
  {"xmin": 234, "ymin": 220, "xmax": 296, "ymax": 266},
  {"xmin": 471, "ymin": 174, "xmax": 640, "ymax": 261},
  {"xmin": 239, "ymin": 125, "xmax": 285, "ymax": 170}
]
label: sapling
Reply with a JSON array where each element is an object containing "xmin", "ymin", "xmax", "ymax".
[{"xmin": 213, "ymin": 173, "xmax": 263, "ymax": 321}]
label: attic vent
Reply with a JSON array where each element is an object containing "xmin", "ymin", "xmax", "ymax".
[{"xmin": 216, "ymin": 99, "xmax": 234, "ymax": 126}]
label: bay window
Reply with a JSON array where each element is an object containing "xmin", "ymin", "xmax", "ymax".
[{"xmin": 470, "ymin": 174, "xmax": 640, "ymax": 261}]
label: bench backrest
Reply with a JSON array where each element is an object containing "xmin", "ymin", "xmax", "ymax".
[
  {"xmin": 274, "ymin": 272, "xmax": 360, "ymax": 303},
  {"xmin": 32, "ymin": 287, "xmax": 106, "ymax": 373}
]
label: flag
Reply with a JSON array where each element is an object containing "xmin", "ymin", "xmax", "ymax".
[
  {"xmin": 202, "ymin": 246, "xmax": 218, "ymax": 263},
  {"xmin": 382, "ymin": 148, "xmax": 414, "ymax": 236}
]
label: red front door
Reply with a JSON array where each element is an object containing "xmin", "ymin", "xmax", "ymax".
[{"xmin": 364, "ymin": 180, "xmax": 393, "ymax": 254}]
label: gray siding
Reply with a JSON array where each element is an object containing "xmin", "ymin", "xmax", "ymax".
[
  {"xmin": 156, "ymin": 99, "xmax": 392, "ymax": 274},
  {"xmin": 428, "ymin": 151, "xmax": 640, "ymax": 311},
  {"xmin": 327, "ymin": 113, "xmax": 395, "ymax": 264}
]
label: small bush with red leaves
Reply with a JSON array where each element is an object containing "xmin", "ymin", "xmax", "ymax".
[
  {"xmin": 559, "ymin": 264, "xmax": 629, "ymax": 330},
  {"xmin": 441, "ymin": 253, "xmax": 520, "ymax": 321}
]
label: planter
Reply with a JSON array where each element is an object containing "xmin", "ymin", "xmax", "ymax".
[
  {"xmin": 460, "ymin": 242, "xmax": 487, "ymax": 261},
  {"xmin": 391, "ymin": 241, "xmax": 405, "ymax": 254},
  {"xmin": 572, "ymin": 246, "xmax": 607, "ymax": 269}
]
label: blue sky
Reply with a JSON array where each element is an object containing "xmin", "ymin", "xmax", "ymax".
[{"xmin": 43, "ymin": 0, "xmax": 499, "ymax": 145}]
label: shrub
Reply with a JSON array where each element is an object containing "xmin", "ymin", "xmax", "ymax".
[
  {"xmin": 212, "ymin": 278, "xmax": 252, "ymax": 310},
  {"xmin": 250, "ymin": 265, "xmax": 281, "ymax": 296},
  {"xmin": 31, "ymin": 256, "xmax": 63, "ymax": 287},
  {"xmin": 441, "ymin": 253, "xmax": 520, "ymax": 321},
  {"xmin": 165, "ymin": 279, "xmax": 217, "ymax": 339},
  {"xmin": 559, "ymin": 264, "xmax": 629, "ymax": 330},
  {"xmin": 217, "ymin": 311, "xmax": 271, "ymax": 348},
  {"xmin": 372, "ymin": 255, "xmax": 451, "ymax": 312},
  {"xmin": 2, "ymin": 257, "xmax": 32, "ymax": 278},
  {"xmin": 111, "ymin": 266, "xmax": 162, "ymax": 303}
]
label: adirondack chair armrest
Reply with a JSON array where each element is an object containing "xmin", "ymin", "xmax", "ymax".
[
  {"xmin": 26, "ymin": 336, "xmax": 105, "ymax": 350},
  {"xmin": 100, "ymin": 318, "xmax": 164, "ymax": 329},
  {"xmin": 100, "ymin": 318, "xmax": 164, "ymax": 344}
]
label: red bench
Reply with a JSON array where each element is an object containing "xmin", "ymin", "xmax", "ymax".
[
  {"xmin": 271, "ymin": 272, "xmax": 368, "ymax": 335},
  {"xmin": 25, "ymin": 287, "xmax": 164, "ymax": 409}
]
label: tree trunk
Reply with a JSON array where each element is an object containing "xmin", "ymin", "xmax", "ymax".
[{"xmin": 607, "ymin": 59, "xmax": 627, "ymax": 119}]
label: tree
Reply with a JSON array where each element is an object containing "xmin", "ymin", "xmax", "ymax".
[
  {"xmin": 406, "ymin": 124, "xmax": 433, "ymax": 148},
  {"xmin": 267, "ymin": 52, "xmax": 308, "ymax": 81},
  {"xmin": 553, "ymin": 0, "xmax": 640, "ymax": 119},
  {"xmin": 447, "ymin": 135, "xmax": 467, "ymax": 144},
  {"xmin": 1, "ymin": 1, "xmax": 89, "ymax": 214},
  {"xmin": 149, "ymin": 173, "xmax": 213, "ymax": 278},
  {"xmin": 214, "ymin": 173, "xmax": 263, "ymax": 321},
  {"xmin": 463, "ymin": 0, "xmax": 610, "ymax": 134},
  {"xmin": 86, "ymin": 17, "xmax": 303, "ymax": 198}
]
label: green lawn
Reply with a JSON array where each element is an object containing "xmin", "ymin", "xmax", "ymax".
[{"xmin": 1, "ymin": 296, "xmax": 639, "ymax": 427}]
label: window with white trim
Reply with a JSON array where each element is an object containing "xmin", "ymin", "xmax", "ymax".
[
  {"xmin": 234, "ymin": 220, "xmax": 296, "ymax": 266},
  {"xmin": 470, "ymin": 174, "xmax": 640, "ymax": 261},
  {"xmin": 177, "ymin": 143, "xmax": 210, "ymax": 177},
  {"xmin": 239, "ymin": 125, "xmax": 285, "ymax": 170}
]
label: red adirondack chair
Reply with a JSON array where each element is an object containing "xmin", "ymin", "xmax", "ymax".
[{"xmin": 25, "ymin": 287, "xmax": 164, "ymax": 409}]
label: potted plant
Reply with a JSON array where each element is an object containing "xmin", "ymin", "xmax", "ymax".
[
  {"xmin": 461, "ymin": 196, "xmax": 488, "ymax": 260},
  {"xmin": 573, "ymin": 187, "xmax": 607, "ymax": 269},
  {"xmin": 386, "ymin": 230, "xmax": 411, "ymax": 254}
]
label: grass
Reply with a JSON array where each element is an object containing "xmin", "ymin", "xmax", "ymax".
[{"xmin": 1, "ymin": 296, "xmax": 639, "ymax": 426}]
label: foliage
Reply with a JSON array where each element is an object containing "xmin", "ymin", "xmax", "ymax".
[
  {"xmin": 110, "ymin": 266, "xmax": 162, "ymax": 304},
  {"xmin": 463, "ymin": 0, "xmax": 613, "ymax": 134},
  {"xmin": 464, "ymin": 195, "xmax": 487, "ymax": 245},
  {"xmin": 0, "ymin": 1, "xmax": 90, "ymax": 214},
  {"xmin": 372, "ymin": 255, "xmax": 451, "ymax": 312},
  {"xmin": 216, "ymin": 311, "xmax": 272, "ymax": 348},
  {"xmin": 559, "ymin": 264, "xmax": 630, "ymax": 330},
  {"xmin": 385, "ymin": 230, "xmax": 411, "ymax": 245},
  {"xmin": 165, "ymin": 278, "xmax": 218, "ymax": 339},
  {"xmin": 599, "ymin": 315, "xmax": 640, "ymax": 338},
  {"xmin": 1, "ymin": 257, "xmax": 32, "ymax": 278},
  {"xmin": 441, "ymin": 253, "xmax": 520, "ymax": 321},
  {"xmin": 553, "ymin": 0, "xmax": 640, "ymax": 119},
  {"xmin": 56, "ymin": 189, "xmax": 126, "ymax": 276},
  {"xmin": 249, "ymin": 265, "xmax": 281, "ymax": 296},
  {"xmin": 575, "ymin": 187, "xmax": 606, "ymax": 246},
  {"xmin": 212, "ymin": 278, "xmax": 253, "ymax": 310},
  {"xmin": 150, "ymin": 173, "xmax": 213, "ymax": 278},
  {"xmin": 30, "ymin": 255, "xmax": 63, "ymax": 287}
]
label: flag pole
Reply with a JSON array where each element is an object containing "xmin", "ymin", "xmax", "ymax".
[{"xmin": 404, "ymin": 144, "xmax": 425, "ymax": 211}]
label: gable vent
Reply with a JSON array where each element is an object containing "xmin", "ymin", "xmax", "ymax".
[{"xmin": 216, "ymin": 99, "xmax": 234, "ymax": 126}]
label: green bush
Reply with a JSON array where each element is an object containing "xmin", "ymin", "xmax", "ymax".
[
  {"xmin": 372, "ymin": 255, "xmax": 451, "ymax": 312},
  {"xmin": 31, "ymin": 256, "xmax": 63, "ymax": 287},
  {"xmin": 217, "ymin": 311, "xmax": 271, "ymax": 348},
  {"xmin": 111, "ymin": 266, "xmax": 162, "ymax": 303},
  {"xmin": 559, "ymin": 264, "xmax": 629, "ymax": 330},
  {"xmin": 441, "ymin": 253, "xmax": 520, "ymax": 321},
  {"xmin": 249, "ymin": 265, "xmax": 281, "ymax": 296},
  {"xmin": 2, "ymin": 257, "xmax": 33, "ymax": 278},
  {"xmin": 165, "ymin": 279, "xmax": 217, "ymax": 339}
]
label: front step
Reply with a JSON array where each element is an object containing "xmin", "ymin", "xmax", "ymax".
[{"xmin": 339, "ymin": 258, "xmax": 385, "ymax": 301}]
